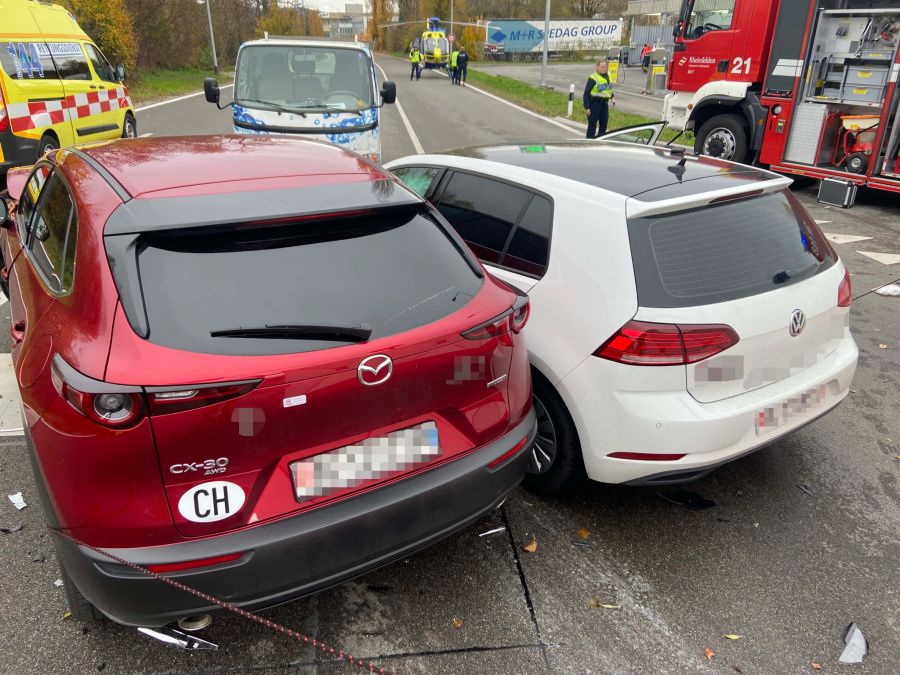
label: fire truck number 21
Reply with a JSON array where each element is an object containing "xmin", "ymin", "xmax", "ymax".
[{"xmin": 731, "ymin": 57, "xmax": 751, "ymax": 75}]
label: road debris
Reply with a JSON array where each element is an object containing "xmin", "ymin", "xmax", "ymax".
[
  {"xmin": 521, "ymin": 536, "xmax": 538, "ymax": 554},
  {"xmin": 478, "ymin": 526, "xmax": 506, "ymax": 537},
  {"xmin": 704, "ymin": 647, "xmax": 715, "ymax": 660},
  {"xmin": 1, "ymin": 523, "xmax": 23, "ymax": 533},
  {"xmin": 874, "ymin": 283, "xmax": 900, "ymax": 297},
  {"xmin": 576, "ymin": 527, "xmax": 590, "ymax": 540},
  {"xmin": 839, "ymin": 623, "xmax": 867, "ymax": 664},
  {"xmin": 53, "ymin": 578, "xmax": 63, "ymax": 588},
  {"xmin": 878, "ymin": 343, "xmax": 889, "ymax": 349},
  {"xmin": 451, "ymin": 617, "xmax": 463, "ymax": 629},
  {"xmin": 63, "ymin": 610, "xmax": 72, "ymax": 620},
  {"xmin": 7, "ymin": 492, "xmax": 26, "ymax": 510},
  {"xmin": 137, "ymin": 626, "xmax": 218, "ymax": 650},
  {"xmin": 797, "ymin": 484, "xmax": 813, "ymax": 495},
  {"xmin": 30, "ymin": 552, "xmax": 45, "ymax": 563},
  {"xmin": 724, "ymin": 634, "xmax": 742, "ymax": 640},
  {"xmin": 657, "ymin": 488, "xmax": 716, "ymax": 510},
  {"xmin": 811, "ymin": 662, "xmax": 822, "ymax": 670},
  {"xmin": 589, "ymin": 598, "xmax": 621, "ymax": 609}
]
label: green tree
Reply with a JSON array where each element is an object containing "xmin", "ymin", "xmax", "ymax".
[{"xmin": 63, "ymin": 0, "xmax": 137, "ymax": 69}]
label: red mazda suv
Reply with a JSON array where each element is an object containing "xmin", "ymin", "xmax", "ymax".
[{"xmin": 0, "ymin": 135, "xmax": 535, "ymax": 626}]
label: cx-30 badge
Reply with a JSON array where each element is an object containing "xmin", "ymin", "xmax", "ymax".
[
  {"xmin": 358, "ymin": 354, "xmax": 393, "ymax": 386},
  {"xmin": 789, "ymin": 309, "xmax": 806, "ymax": 337}
]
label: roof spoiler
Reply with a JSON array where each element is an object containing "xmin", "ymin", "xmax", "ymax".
[{"xmin": 625, "ymin": 176, "xmax": 792, "ymax": 219}]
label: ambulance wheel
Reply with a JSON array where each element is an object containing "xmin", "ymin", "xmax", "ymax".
[
  {"xmin": 122, "ymin": 113, "xmax": 137, "ymax": 139},
  {"xmin": 38, "ymin": 134, "xmax": 59, "ymax": 159},
  {"xmin": 846, "ymin": 152, "xmax": 868, "ymax": 174},
  {"xmin": 695, "ymin": 114, "xmax": 748, "ymax": 164}
]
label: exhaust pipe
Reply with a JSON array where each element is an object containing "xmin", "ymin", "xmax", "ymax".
[{"xmin": 177, "ymin": 614, "xmax": 213, "ymax": 632}]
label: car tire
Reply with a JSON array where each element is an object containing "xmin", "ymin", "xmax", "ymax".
[
  {"xmin": 59, "ymin": 562, "xmax": 104, "ymax": 622},
  {"xmin": 38, "ymin": 134, "xmax": 59, "ymax": 160},
  {"xmin": 522, "ymin": 371, "xmax": 586, "ymax": 495},
  {"xmin": 695, "ymin": 114, "xmax": 748, "ymax": 164},
  {"xmin": 121, "ymin": 112, "xmax": 137, "ymax": 139}
]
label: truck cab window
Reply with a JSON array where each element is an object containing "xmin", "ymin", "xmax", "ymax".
[{"xmin": 685, "ymin": 0, "xmax": 736, "ymax": 39}]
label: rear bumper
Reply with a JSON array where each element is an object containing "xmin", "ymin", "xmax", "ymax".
[
  {"xmin": 562, "ymin": 336, "xmax": 858, "ymax": 484},
  {"xmin": 54, "ymin": 411, "xmax": 536, "ymax": 627}
]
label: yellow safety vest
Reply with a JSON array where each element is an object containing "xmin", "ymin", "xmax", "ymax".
[
  {"xmin": 410, "ymin": 50, "xmax": 421, "ymax": 63},
  {"xmin": 450, "ymin": 51, "xmax": 459, "ymax": 67},
  {"xmin": 589, "ymin": 72, "xmax": 613, "ymax": 99}
]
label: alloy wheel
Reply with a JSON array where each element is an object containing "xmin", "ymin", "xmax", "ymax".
[{"xmin": 527, "ymin": 394, "xmax": 557, "ymax": 474}]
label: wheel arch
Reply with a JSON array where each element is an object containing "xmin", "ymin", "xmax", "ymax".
[{"xmin": 689, "ymin": 89, "xmax": 767, "ymax": 160}]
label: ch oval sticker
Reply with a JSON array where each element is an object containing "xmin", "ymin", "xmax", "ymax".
[{"xmin": 177, "ymin": 481, "xmax": 245, "ymax": 523}]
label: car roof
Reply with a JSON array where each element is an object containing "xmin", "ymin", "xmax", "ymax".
[
  {"xmin": 433, "ymin": 141, "xmax": 778, "ymax": 200},
  {"xmin": 76, "ymin": 135, "xmax": 385, "ymax": 198},
  {"xmin": 240, "ymin": 38, "xmax": 370, "ymax": 52}
]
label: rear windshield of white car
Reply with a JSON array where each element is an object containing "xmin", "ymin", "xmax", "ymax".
[
  {"xmin": 627, "ymin": 190, "xmax": 836, "ymax": 308},
  {"xmin": 235, "ymin": 44, "xmax": 374, "ymax": 112},
  {"xmin": 136, "ymin": 208, "xmax": 483, "ymax": 356}
]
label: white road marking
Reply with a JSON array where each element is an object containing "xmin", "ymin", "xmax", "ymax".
[
  {"xmin": 825, "ymin": 233, "xmax": 872, "ymax": 244},
  {"xmin": 0, "ymin": 354, "xmax": 23, "ymax": 437},
  {"xmin": 858, "ymin": 251, "xmax": 900, "ymax": 265},
  {"xmin": 138, "ymin": 132, "xmax": 154, "ymax": 138},
  {"xmin": 135, "ymin": 83, "xmax": 234, "ymax": 112},
  {"xmin": 0, "ymin": 294, "xmax": 7, "ymax": 307},
  {"xmin": 379, "ymin": 55, "xmax": 580, "ymax": 136},
  {"xmin": 375, "ymin": 63, "xmax": 424, "ymax": 154},
  {"xmin": 815, "ymin": 219, "xmax": 832, "ymax": 225}
]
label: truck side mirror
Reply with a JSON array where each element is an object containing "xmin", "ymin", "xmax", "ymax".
[
  {"xmin": 204, "ymin": 78, "xmax": 220, "ymax": 105},
  {"xmin": 380, "ymin": 81, "xmax": 396, "ymax": 105},
  {"xmin": 116, "ymin": 63, "xmax": 126, "ymax": 81}
]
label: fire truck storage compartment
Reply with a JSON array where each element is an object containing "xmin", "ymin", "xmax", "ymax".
[{"xmin": 784, "ymin": 7, "xmax": 900, "ymax": 172}]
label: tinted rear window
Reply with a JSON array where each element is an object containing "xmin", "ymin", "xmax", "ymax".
[
  {"xmin": 137, "ymin": 209, "xmax": 483, "ymax": 355},
  {"xmin": 627, "ymin": 190, "xmax": 836, "ymax": 308}
]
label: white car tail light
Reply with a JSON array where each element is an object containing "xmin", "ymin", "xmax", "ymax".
[
  {"xmin": 594, "ymin": 320, "xmax": 739, "ymax": 366},
  {"xmin": 838, "ymin": 267, "xmax": 852, "ymax": 307}
]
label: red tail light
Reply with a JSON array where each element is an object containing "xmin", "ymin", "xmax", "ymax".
[
  {"xmin": 838, "ymin": 267, "xmax": 852, "ymax": 307},
  {"xmin": 63, "ymin": 387, "xmax": 144, "ymax": 428},
  {"xmin": 463, "ymin": 296, "xmax": 530, "ymax": 340},
  {"xmin": 147, "ymin": 382, "xmax": 260, "ymax": 415},
  {"xmin": 595, "ymin": 320, "xmax": 739, "ymax": 366},
  {"xmin": 0, "ymin": 85, "xmax": 8, "ymax": 133}
]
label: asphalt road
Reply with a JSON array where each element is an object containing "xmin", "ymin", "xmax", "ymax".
[{"xmin": 1, "ymin": 54, "xmax": 898, "ymax": 674}]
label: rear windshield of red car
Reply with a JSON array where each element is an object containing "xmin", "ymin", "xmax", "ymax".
[
  {"xmin": 626, "ymin": 190, "xmax": 836, "ymax": 308},
  {"xmin": 136, "ymin": 208, "xmax": 483, "ymax": 355}
]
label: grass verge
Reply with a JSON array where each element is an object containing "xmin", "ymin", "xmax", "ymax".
[
  {"xmin": 466, "ymin": 68, "xmax": 691, "ymax": 144},
  {"xmin": 128, "ymin": 68, "xmax": 233, "ymax": 106}
]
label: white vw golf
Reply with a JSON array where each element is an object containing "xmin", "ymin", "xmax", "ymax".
[{"xmin": 387, "ymin": 131, "xmax": 858, "ymax": 493}]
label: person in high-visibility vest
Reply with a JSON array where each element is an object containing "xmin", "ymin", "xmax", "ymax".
[
  {"xmin": 450, "ymin": 47, "xmax": 460, "ymax": 84},
  {"xmin": 409, "ymin": 47, "xmax": 421, "ymax": 81},
  {"xmin": 583, "ymin": 59, "xmax": 616, "ymax": 139}
]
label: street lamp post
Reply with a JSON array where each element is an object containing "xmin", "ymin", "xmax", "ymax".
[
  {"xmin": 540, "ymin": 0, "xmax": 550, "ymax": 87},
  {"xmin": 198, "ymin": 0, "xmax": 219, "ymax": 74}
]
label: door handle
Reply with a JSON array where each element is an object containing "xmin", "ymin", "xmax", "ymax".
[
  {"xmin": 10, "ymin": 320, "xmax": 25, "ymax": 345},
  {"xmin": 89, "ymin": 84, "xmax": 98, "ymax": 89}
]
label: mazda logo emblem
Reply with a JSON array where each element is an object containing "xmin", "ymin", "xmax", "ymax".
[
  {"xmin": 357, "ymin": 354, "xmax": 393, "ymax": 386},
  {"xmin": 789, "ymin": 309, "xmax": 806, "ymax": 337}
]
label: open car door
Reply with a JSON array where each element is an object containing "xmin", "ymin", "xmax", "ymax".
[{"xmin": 598, "ymin": 121, "xmax": 667, "ymax": 146}]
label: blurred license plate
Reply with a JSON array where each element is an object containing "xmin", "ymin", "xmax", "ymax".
[
  {"xmin": 755, "ymin": 384, "xmax": 826, "ymax": 435},
  {"xmin": 290, "ymin": 422, "xmax": 441, "ymax": 502}
]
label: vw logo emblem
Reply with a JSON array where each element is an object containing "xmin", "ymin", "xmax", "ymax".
[
  {"xmin": 357, "ymin": 354, "xmax": 393, "ymax": 386},
  {"xmin": 789, "ymin": 309, "xmax": 806, "ymax": 337}
]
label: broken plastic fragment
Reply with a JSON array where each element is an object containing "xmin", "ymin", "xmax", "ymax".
[
  {"xmin": 53, "ymin": 578, "xmax": 64, "ymax": 588},
  {"xmin": 839, "ymin": 623, "xmax": 867, "ymax": 664},
  {"xmin": 797, "ymin": 484, "xmax": 812, "ymax": 495},
  {"xmin": 1, "ymin": 523, "xmax": 23, "ymax": 533},
  {"xmin": 478, "ymin": 526, "xmax": 506, "ymax": 537},
  {"xmin": 137, "ymin": 626, "xmax": 218, "ymax": 650},
  {"xmin": 724, "ymin": 634, "xmax": 742, "ymax": 640},
  {"xmin": 7, "ymin": 492, "xmax": 26, "ymax": 510},
  {"xmin": 874, "ymin": 283, "xmax": 900, "ymax": 297},
  {"xmin": 657, "ymin": 488, "xmax": 715, "ymax": 510}
]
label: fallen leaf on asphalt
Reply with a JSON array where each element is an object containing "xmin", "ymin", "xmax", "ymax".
[
  {"xmin": 704, "ymin": 647, "xmax": 715, "ymax": 660},
  {"xmin": 724, "ymin": 634, "xmax": 743, "ymax": 640},
  {"xmin": 63, "ymin": 610, "xmax": 72, "ymax": 620},
  {"xmin": 589, "ymin": 597, "xmax": 600, "ymax": 608},
  {"xmin": 522, "ymin": 537, "xmax": 537, "ymax": 554},
  {"xmin": 811, "ymin": 663, "xmax": 822, "ymax": 670},
  {"xmin": 895, "ymin": 455, "xmax": 900, "ymax": 460},
  {"xmin": 576, "ymin": 527, "xmax": 590, "ymax": 540},
  {"xmin": 878, "ymin": 343, "xmax": 888, "ymax": 349},
  {"xmin": 600, "ymin": 603, "xmax": 621, "ymax": 609},
  {"xmin": 451, "ymin": 617, "xmax": 463, "ymax": 629}
]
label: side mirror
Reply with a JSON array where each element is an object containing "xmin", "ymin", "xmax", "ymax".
[
  {"xmin": 380, "ymin": 81, "xmax": 397, "ymax": 105},
  {"xmin": 204, "ymin": 78, "xmax": 220, "ymax": 105},
  {"xmin": 116, "ymin": 63, "xmax": 126, "ymax": 81}
]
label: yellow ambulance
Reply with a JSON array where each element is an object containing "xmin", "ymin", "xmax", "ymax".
[{"xmin": 0, "ymin": 0, "xmax": 136, "ymax": 178}]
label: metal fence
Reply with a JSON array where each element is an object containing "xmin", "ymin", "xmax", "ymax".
[{"xmin": 623, "ymin": 24, "xmax": 675, "ymax": 65}]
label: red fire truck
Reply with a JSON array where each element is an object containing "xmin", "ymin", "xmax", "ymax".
[{"xmin": 663, "ymin": 1, "xmax": 900, "ymax": 196}]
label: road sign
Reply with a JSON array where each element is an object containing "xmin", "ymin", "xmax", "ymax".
[{"xmin": 448, "ymin": 34, "xmax": 455, "ymax": 43}]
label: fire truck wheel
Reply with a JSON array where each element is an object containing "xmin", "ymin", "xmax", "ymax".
[
  {"xmin": 695, "ymin": 114, "xmax": 748, "ymax": 163},
  {"xmin": 846, "ymin": 152, "xmax": 868, "ymax": 174}
]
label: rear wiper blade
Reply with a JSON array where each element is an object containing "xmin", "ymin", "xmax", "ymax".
[
  {"xmin": 211, "ymin": 323, "xmax": 372, "ymax": 341},
  {"xmin": 772, "ymin": 262, "xmax": 817, "ymax": 284}
]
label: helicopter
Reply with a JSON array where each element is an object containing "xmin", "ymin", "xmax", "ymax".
[{"xmin": 380, "ymin": 16, "xmax": 484, "ymax": 71}]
